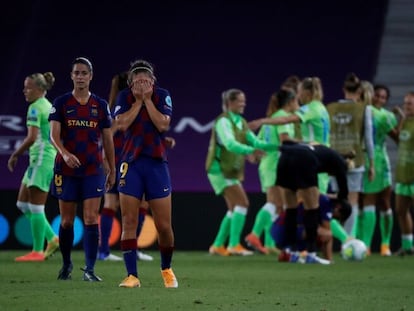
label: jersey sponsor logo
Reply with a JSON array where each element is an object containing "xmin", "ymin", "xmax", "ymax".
[
  {"xmin": 67, "ymin": 119, "xmax": 98, "ymax": 128},
  {"xmin": 66, "ymin": 109, "xmax": 75, "ymax": 114},
  {"xmin": 27, "ymin": 116, "xmax": 38, "ymax": 122}
]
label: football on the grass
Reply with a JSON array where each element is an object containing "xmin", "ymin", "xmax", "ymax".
[{"xmin": 341, "ymin": 239, "xmax": 367, "ymax": 261}]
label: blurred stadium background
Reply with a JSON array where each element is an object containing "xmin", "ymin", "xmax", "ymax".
[{"xmin": 0, "ymin": 0, "xmax": 413, "ymax": 251}]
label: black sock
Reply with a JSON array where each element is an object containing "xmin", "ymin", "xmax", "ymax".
[
  {"xmin": 303, "ymin": 208, "xmax": 319, "ymax": 253},
  {"xmin": 284, "ymin": 208, "xmax": 298, "ymax": 250},
  {"xmin": 59, "ymin": 225, "xmax": 74, "ymax": 267}
]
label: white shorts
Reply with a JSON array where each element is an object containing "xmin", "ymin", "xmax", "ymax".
[{"xmin": 330, "ymin": 169, "xmax": 364, "ymax": 193}]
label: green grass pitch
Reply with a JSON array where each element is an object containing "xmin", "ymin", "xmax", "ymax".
[{"xmin": 0, "ymin": 250, "xmax": 413, "ymax": 311}]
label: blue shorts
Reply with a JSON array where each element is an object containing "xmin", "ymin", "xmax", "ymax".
[
  {"xmin": 271, "ymin": 218, "xmax": 286, "ymax": 248},
  {"xmin": 51, "ymin": 174, "xmax": 106, "ymax": 201},
  {"xmin": 271, "ymin": 215, "xmax": 305, "ymax": 250},
  {"xmin": 118, "ymin": 156, "xmax": 171, "ymax": 200}
]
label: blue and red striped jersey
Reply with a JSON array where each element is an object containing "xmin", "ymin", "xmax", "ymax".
[
  {"xmin": 49, "ymin": 92, "xmax": 112, "ymax": 176},
  {"xmin": 114, "ymin": 86, "xmax": 172, "ymax": 162}
]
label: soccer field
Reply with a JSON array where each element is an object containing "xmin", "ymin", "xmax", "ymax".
[{"xmin": 0, "ymin": 250, "xmax": 412, "ymax": 311}]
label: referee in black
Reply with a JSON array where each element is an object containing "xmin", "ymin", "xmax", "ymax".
[{"xmin": 276, "ymin": 141, "xmax": 349, "ymax": 264}]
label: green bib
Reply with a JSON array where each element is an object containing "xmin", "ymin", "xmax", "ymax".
[
  {"xmin": 396, "ymin": 118, "xmax": 414, "ymax": 183},
  {"xmin": 205, "ymin": 112, "xmax": 248, "ymax": 180},
  {"xmin": 327, "ymin": 101, "xmax": 365, "ymax": 167}
]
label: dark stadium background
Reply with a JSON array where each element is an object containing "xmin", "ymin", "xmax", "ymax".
[{"xmin": 1, "ymin": 0, "xmax": 393, "ymax": 250}]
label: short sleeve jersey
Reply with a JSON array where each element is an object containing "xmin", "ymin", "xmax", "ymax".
[
  {"xmin": 48, "ymin": 92, "xmax": 112, "ymax": 176},
  {"xmin": 258, "ymin": 109, "xmax": 295, "ymax": 172},
  {"xmin": 26, "ymin": 97, "xmax": 57, "ymax": 160},
  {"xmin": 372, "ymin": 106, "xmax": 397, "ymax": 150},
  {"xmin": 114, "ymin": 86, "xmax": 173, "ymax": 163},
  {"xmin": 295, "ymin": 100, "xmax": 330, "ymax": 146}
]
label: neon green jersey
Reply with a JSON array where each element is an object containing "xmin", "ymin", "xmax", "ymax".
[
  {"xmin": 258, "ymin": 109, "xmax": 295, "ymax": 191},
  {"xmin": 258, "ymin": 109, "xmax": 295, "ymax": 171},
  {"xmin": 295, "ymin": 100, "xmax": 330, "ymax": 146},
  {"xmin": 372, "ymin": 106, "xmax": 397, "ymax": 150},
  {"xmin": 26, "ymin": 97, "xmax": 57, "ymax": 161}
]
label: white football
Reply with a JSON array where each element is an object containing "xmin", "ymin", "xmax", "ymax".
[{"xmin": 341, "ymin": 239, "xmax": 367, "ymax": 261}]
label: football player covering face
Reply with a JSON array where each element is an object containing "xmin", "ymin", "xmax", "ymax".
[{"xmin": 130, "ymin": 72, "xmax": 154, "ymax": 103}]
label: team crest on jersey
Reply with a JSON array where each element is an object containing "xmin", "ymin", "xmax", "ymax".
[
  {"xmin": 28, "ymin": 108, "xmax": 38, "ymax": 122},
  {"xmin": 29, "ymin": 108, "xmax": 37, "ymax": 117},
  {"xmin": 165, "ymin": 95, "xmax": 172, "ymax": 107},
  {"xmin": 91, "ymin": 108, "xmax": 98, "ymax": 116}
]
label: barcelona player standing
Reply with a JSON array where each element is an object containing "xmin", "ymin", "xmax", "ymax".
[
  {"xmin": 49, "ymin": 57, "xmax": 115, "ymax": 281},
  {"xmin": 114, "ymin": 59, "xmax": 177, "ymax": 288},
  {"xmin": 98, "ymin": 71, "xmax": 155, "ymax": 262}
]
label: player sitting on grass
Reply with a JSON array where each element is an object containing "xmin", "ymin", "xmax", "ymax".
[{"xmin": 273, "ymin": 193, "xmax": 351, "ymax": 263}]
